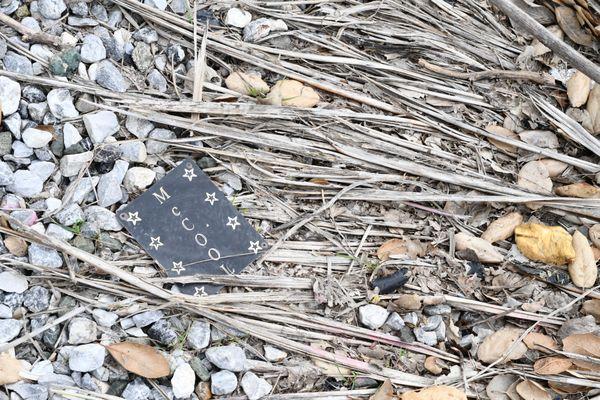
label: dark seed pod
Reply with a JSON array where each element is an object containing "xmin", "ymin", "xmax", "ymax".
[{"xmin": 371, "ymin": 268, "xmax": 409, "ymax": 295}]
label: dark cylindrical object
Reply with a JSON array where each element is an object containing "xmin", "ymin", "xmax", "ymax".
[{"xmin": 371, "ymin": 268, "xmax": 409, "ymax": 294}]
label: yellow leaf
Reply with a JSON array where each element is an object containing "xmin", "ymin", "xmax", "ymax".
[
  {"xmin": 106, "ymin": 342, "xmax": 170, "ymax": 378},
  {"xmin": 515, "ymin": 223, "xmax": 575, "ymax": 265},
  {"xmin": 533, "ymin": 357, "xmax": 572, "ymax": 375},
  {"xmin": 402, "ymin": 386, "xmax": 466, "ymax": 400}
]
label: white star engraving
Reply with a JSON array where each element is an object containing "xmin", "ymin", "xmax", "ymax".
[
  {"xmin": 126, "ymin": 211, "xmax": 142, "ymax": 226},
  {"xmin": 226, "ymin": 216, "xmax": 240, "ymax": 230},
  {"xmin": 204, "ymin": 192, "xmax": 218, "ymax": 205},
  {"xmin": 194, "ymin": 286, "xmax": 208, "ymax": 297},
  {"xmin": 248, "ymin": 241, "xmax": 261, "ymax": 254},
  {"xmin": 149, "ymin": 236, "xmax": 163, "ymax": 250},
  {"xmin": 182, "ymin": 168, "xmax": 197, "ymax": 182},
  {"xmin": 171, "ymin": 261, "xmax": 185, "ymax": 274}
]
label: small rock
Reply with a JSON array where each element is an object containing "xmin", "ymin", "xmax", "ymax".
[
  {"xmin": 23, "ymin": 286, "xmax": 50, "ymax": 312},
  {"xmin": 95, "ymin": 60, "xmax": 129, "ymax": 92},
  {"xmin": 132, "ymin": 42, "xmax": 153, "ymax": 72},
  {"xmin": 0, "ymin": 271, "xmax": 28, "ymax": 293},
  {"xmin": 119, "ymin": 142, "xmax": 147, "ymax": 163},
  {"xmin": 144, "ymin": 0, "xmax": 166, "ymax": 10},
  {"xmin": 27, "ymin": 102, "xmax": 49, "ymax": 123},
  {"xmin": 241, "ymin": 372, "xmax": 271, "ymax": 400},
  {"xmin": 0, "ymin": 305, "xmax": 12, "ymax": 318},
  {"xmin": 132, "ymin": 27, "xmax": 158, "ymax": 43},
  {"xmin": 83, "ymin": 111, "xmax": 119, "ymax": 144},
  {"xmin": 0, "ymin": 319, "xmax": 21, "ymax": 343},
  {"xmin": 69, "ymin": 344, "xmax": 106, "ymax": 372},
  {"xmin": 5, "ymin": 383, "xmax": 48, "ymax": 400},
  {"xmin": 84, "ymin": 206, "xmax": 122, "ymax": 231},
  {"xmin": 12, "ymin": 140, "xmax": 33, "ymax": 158},
  {"xmin": 0, "ymin": 162, "xmax": 15, "ymax": 186},
  {"xmin": 28, "ymin": 243, "xmax": 63, "ymax": 268},
  {"xmin": 4, "ymin": 51, "xmax": 33, "ymax": 75},
  {"xmin": 263, "ymin": 345, "xmax": 287, "ymax": 362},
  {"xmin": 8, "ymin": 170, "xmax": 43, "ymax": 197},
  {"xmin": 122, "ymin": 378, "xmax": 151, "ymax": 400},
  {"xmin": 49, "ymin": 48, "xmax": 80, "ymax": 77},
  {"xmin": 171, "ymin": 363, "xmax": 195, "ymax": 399},
  {"xmin": 414, "ymin": 327, "xmax": 438, "ymax": 346},
  {"xmin": 22, "ymin": 128, "xmax": 53, "ymax": 148},
  {"xmin": 147, "ymin": 69, "xmax": 167, "ymax": 93},
  {"xmin": 358, "ymin": 304, "xmax": 389, "ymax": 329},
  {"xmin": 56, "ymin": 203, "xmax": 84, "ymax": 226},
  {"xmin": 125, "ymin": 115, "xmax": 154, "ymax": 138},
  {"xmin": 92, "ymin": 309, "xmax": 118, "ymax": 327},
  {"xmin": 225, "ymin": 8, "xmax": 252, "ymax": 28},
  {"xmin": 60, "ymin": 151, "xmax": 94, "ymax": 177},
  {"xmin": 124, "ymin": 167, "xmax": 156, "ymax": 192},
  {"xmin": 68, "ymin": 317, "xmax": 97, "ymax": 344},
  {"xmin": 29, "ymin": 161, "xmax": 56, "ymax": 182},
  {"xmin": 205, "ymin": 345, "xmax": 246, "ymax": 372},
  {"xmin": 0, "ymin": 77, "xmax": 21, "ymax": 116},
  {"xmin": 38, "ymin": 0, "xmax": 66, "ymax": 19},
  {"xmin": 47, "ymin": 88, "xmax": 79, "ymax": 119},
  {"xmin": 403, "ymin": 312, "xmax": 419, "ymax": 326},
  {"xmin": 147, "ymin": 128, "xmax": 175, "ymax": 154},
  {"xmin": 147, "ymin": 320, "xmax": 177, "ymax": 345},
  {"xmin": 97, "ymin": 160, "xmax": 128, "ymax": 207},
  {"xmin": 423, "ymin": 304, "xmax": 452, "ymax": 316},
  {"xmin": 46, "ymin": 223, "xmax": 74, "ymax": 241},
  {"xmin": 187, "ymin": 320, "xmax": 211, "ymax": 350},
  {"xmin": 210, "ymin": 370, "xmax": 237, "ymax": 395},
  {"xmin": 385, "ymin": 312, "xmax": 405, "ymax": 330},
  {"xmin": 165, "ymin": 44, "xmax": 185, "ymax": 64},
  {"xmin": 132, "ymin": 310, "xmax": 163, "ymax": 328},
  {"xmin": 63, "ymin": 123, "xmax": 83, "ymax": 149}
]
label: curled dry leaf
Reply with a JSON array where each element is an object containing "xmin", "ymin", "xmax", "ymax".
[
  {"xmin": 533, "ymin": 357, "xmax": 572, "ymax": 375},
  {"xmin": 538, "ymin": 158, "xmax": 568, "ymax": 177},
  {"xmin": 515, "ymin": 223, "xmax": 575, "ymax": 266},
  {"xmin": 589, "ymin": 225, "xmax": 600, "ymax": 248},
  {"xmin": 401, "ymin": 386, "xmax": 467, "ymax": 400},
  {"xmin": 266, "ymin": 80, "xmax": 320, "ymax": 108},
  {"xmin": 486, "ymin": 374, "xmax": 518, "ymax": 400},
  {"xmin": 0, "ymin": 352, "xmax": 27, "ymax": 385},
  {"xmin": 566, "ymin": 71, "xmax": 591, "ymax": 107},
  {"xmin": 556, "ymin": 6, "xmax": 593, "ymax": 47},
  {"xmin": 569, "ymin": 230, "xmax": 597, "ymax": 288},
  {"xmin": 423, "ymin": 356, "xmax": 443, "ymax": 375},
  {"xmin": 485, "ymin": 124, "xmax": 519, "ymax": 154},
  {"xmin": 377, "ymin": 238, "xmax": 425, "ymax": 261},
  {"xmin": 523, "ymin": 332, "xmax": 557, "ymax": 352},
  {"xmin": 477, "ymin": 326, "xmax": 527, "ymax": 364},
  {"xmin": 455, "ymin": 232, "xmax": 503, "ymax": 263},
  {"xmin": 518, "ymin": 130, "xmax": 558, "ymax": 149},
  {"xmin": 225, "ymin": 71, "xmax": 270, "ymax": 96},
  {"xmin": 515, "ymin": 380, "xmax": 551, "ymax": 400},
  {"xmin": 369, "ymin": 379, "xmax": 397, "ymax": 400},
  {"xmin": 517, "ymin": 161, "xmax": 552, "ymax": 195},
  {"xmin": 555, "ymin": 182, "xmax": 600, "ymax": 198},
  {"xmin": 393, "ymin": 294, "xmax": 422, "ymax": 311},
  {"xmin": 562, "ymin": 333, "xmax": 600, "ymax": 370},
  {"xmin": 582, "ymin": 299, "xmax": 600, "ymax": 322},
  {"xmin": 481, "ymin": 212, "xmax": 523, "ymax": 244},
  {"xmin": 106, "ymin": 342, "xmax": 170, "ymax": 379},
  {"xmin": 587, "ymin": 84, "xmax": 600, "ymax": 134}
]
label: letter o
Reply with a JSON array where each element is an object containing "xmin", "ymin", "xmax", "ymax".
[
  {"xmin": 194, "ymin": 233, "xmax": 207, "ymax": 246},
  {"xmin": 208, "ymin": 248, "xmax": 221, "ymax": 260}
]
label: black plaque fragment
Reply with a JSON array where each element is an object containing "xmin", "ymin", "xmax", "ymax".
[{"xmin": 119, "ymin": 159, "xmax": 267, "ymax": 296}]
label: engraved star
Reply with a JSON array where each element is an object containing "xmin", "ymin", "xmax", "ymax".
[
  {"xmin": 248, "ymin": 241, "xmax": 261, "ymax": 254},
  {"xmin": 182, "ymin": 168, "xmax": 197, "ymax": 182},
  {"xmin": 149, "ymin": 236, "xmax": 163, "ymax": 250},
  {"xmin": 126, "ymin": 211, "xmax": 142, "ymax": 226},
  {"xmin": 171, "ymin": 261, "xmax": 185, "ymax": 274},
  {"xmin": 194, "ymin": 286, "xmax": 208, "ymax": 297},
  {"xmin": 204, "ymin": 192, "xmax": 218, "ymax": 205},
  {"xmin": 226, "ymin": 216, "xmax": 240, "ymax": 230}
]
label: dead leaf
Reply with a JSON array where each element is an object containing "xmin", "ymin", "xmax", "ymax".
[
  {"xmin": 423, "ymin": 356, "xmax": 443, "ymax": 375},
  {"xmin": 377, "ymin": 238, "xmax": 425, "ymax": 261},
  {"xmin": 523, "ymin": 332, "xmax": 557, "ymax": 352},
  {"xmin": 515, "ymin": 380, "xmax": 551, "ymax": 400},
  {"xmin": 393, "ymin": 294, "xmax": 422, "ymax": 311},
  {"xmin": 105, "ymin": 342, "xmax": 170, "ymax": 378},
  {"xmin": 481, "ymin": 212, "xmax": 523, "ymax": 244},
  {"xmin": 225, "ymin": 71, "xmax": 270, "ymax": 96},
  {"xmin": 518, "ymin": 130, "xmax": 558, "ymax": 149},
  {"xmin": 370, "ymin": 379, "xmax": 397, "ymax": 400},
  {"xmin": 486, "ymin": 124, "xmax": 519, "ymax": 154},
  {"xmin": 486, "ymin": 375, "xmax": 518, "ymax": 400},
  {"xmin": 401, "ymin": 386, "xmax": 467, "ymax": 400},
  {"xmin": 555, "ymin": 182, "xmax": 600, "ymax": 198},
  {"xmin": 517, "ymin": 161, "xmax": 552, "ymax": 195},
  {"xmin": 0, "ymin": 353, "xmax": 27, "ymax": 385},
  {"xmin": 477, "ymin": 326, "xmax": 528, "ymax": 364},
  {"xmin": 548, "ymin": 380, "xmax": 588, "ymax": 394},
  {"xmin": 567, "ymin": 71, "xmax": 591, "ymax": 107},
  {"xmin": 538, "ymin": 159, "xmax": 568, "ymax": 177},
  {"xmin": 556, "ymin": 6, "xmax": 593, "ymax": 46},
  {"xmin": 515, "ymin": 223, "xmax": 575, "ymax": 265},
  {"xmin": 533, "ymin": 357, "xmax": 572, "ymax": 375},
  {"xmin": 569, "ymin": 230, "xmax": 597, "ymax": 288},
  {"xmin": 582, "ymin": 299, "xmax": 600, "ymax": 322},
  {"xmin": 455, "ymin": 232, "xmax": 503, "ymax": 263},
  {"xmin": 589, "ymin": 224, "xmax": 600, "ymax": 248},
  {"xmin": 587, "ymin": 84, "xmax": 600, "ymax": 134},
  {"xmin": 562, "ymin": 333, "xmax": 600, "ymax": 370},
  {"xmin": 266, "ymin": 80, "xmax": 320, "ymax": 108}
]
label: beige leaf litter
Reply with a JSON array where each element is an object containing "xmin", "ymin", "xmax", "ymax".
[
  {"xmin": 486, "ymin": 374, "xmax": 518, "ymax": 400},
  {"xmin": 555, "ymin": 6, "xmax": 593, "ymax": 47},
  {"xmin": 515, "ymin": 223, "xmax": 575, "ymax": 265},
  {"xmin": 538, "ymin": 159, "xmax": 568, "ymax": 177},
  {"xmin": 455, "ymin": 232, "xmax": 503, "ymax": 263},
  {"xmin": 225, "ymin": 71, "xmax": 270, "ymax": 96},
  {"xmin": 568, "ymin": 230, "xmax": 597, "ymax": 288},
  {"xmin": 0, "ymin": 353, "xmax": 27, "ymax": 385},
  {"xmin": 423, "ymin": 356, "xmax": 443, "ymax": 375},
  {"xmin": 515, "ymin": 380, "xmax": 551, "ymax": 400},
  {"xmin": 523, "ymin": 332, "xmax": 557, "ymax": 352},
  {"xmin": 589, "ymin": 224, "xmax": 600, "ymax": 248},
  {"xmin": 376, "ymin": 238, "xmax": 425, "ymax": 261},
  {"xmin": 587, "ymin": 84, "xmax": 600, "ymax": 134},
  {"xmin": 481, "ymin": 212, "xmax": 523, "ymax": 244},
  {"xmin": 485, "ymin": 124, "xmax": 519, "ymax": 154},
  {"xmin": 562, "ymin": 333, "xmax": 600, "ymax": 370},
  {"xmin": 566, "ymin": 71, "xmax": 591, "ymax": 107},
  {"xmin": 369, "ymin": 379, "xmax": 397, "ymax": 400},
  {"xmin": 106, "ymin": 342, "xmax": 171, "ymax": 379},
  {"xmin": 477, "ymin": 326, "xmax": 527, "ymax": 364},
  {"xmin": 517, "ymin": 161, "xmax": 552, "ymax": 194},
  {"xmin": 555, "ymin": 182, "xmax": 600, "ymax": 198},
  {"xmin": 582, "ymin": 299, "xmax": 600, "ymax": 322},
  {"xmin": 402, "ymin": 386, "xmax": 467, "ymax": 400},
  {"xmin": 533, "ymin": 357, "xmax": 572, "ymax": 375},
  {"xmin": 266, "ymin": 79, "xmax": 320, "ymax": 107},
  {"xmin": 518, "ymin": 130, "xmax": 558, "ymax": 149}
]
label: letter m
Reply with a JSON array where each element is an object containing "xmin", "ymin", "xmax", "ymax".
[{"xmin": 152, "ymin": 186, "xmax": 171, "ymax": 204}]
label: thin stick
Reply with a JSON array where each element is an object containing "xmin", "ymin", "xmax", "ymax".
[{"xmin": 0, "ymin": 13, "xmax": 62, "ymax": 47}]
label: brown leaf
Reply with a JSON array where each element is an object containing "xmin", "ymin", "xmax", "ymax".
[
  {"xmin": 377, "ymin": 238, "xmax": 425, "ymax": 261},
  {"xmin": 486, "ymin": 374, "xmax": 518, "ymax": 400},
  {"xmin": 477, "ymin": 327, "xmax": 528, "ymax": 364},
  {"xmin": 556, "ymin": 182, "xmax": 600, "ymax": 198},
  {"xmin": 569, "ymin": 230, "xmax": 597, "ymax": 288},
  {"xmin": 548, "ymin": 380, "xmax": 588, "ymax": 394},
  {"xmin": 538, "ymin": 159, "xmax": 568, "ymax": 177},
  {"xmin": 556, "ymin": 6, "xmax": 593, "ymax": 46},
  {"xmin": 401, "ymin": 386, "xmax": 466, "ymax": 400},
  {"xmin": 225, "ymin": 71, "xmax": 269, "ymax": 97},
  {"xmin": 563, "ymin": 333, "xmax": 600, "ymax": 370},
  {"xmin": 485, "ymin": 124, "xmax": 519, "ymax": 154},
  {"xmin": 393, "ymin": 294, "xmax": 422, "ymax": 311},
  {"xmin": 266, "ymin": 80, "xmax": 319, "ymax": 108},
  {"xmin": 523, "ymin": 332, "xmax": 557, "ymax": 352},
  {"xmin": 370, "ymin": 379, "xmax": 397, "ymax": 400},
  {"xmin": 589, "ymin": 224, "xmax": 600, "ymax": 248},
  {"xmin": 566, "ymin": 71, "xmax": 591, "ymax": 107},
  {"xmin": 582, "ymin": 299, "xmax": 600, "ymax": 322},
  {"xmin": 515, "ymin": 223, "xmax": 575, "ymax": 265},
  {"xmin": 106, "ymin": 342, "xmax": 170, "ymax": 378},
  {"xmin": 481, "ymin": 212, "xmax": 523, "ymax": 244},
  {"xmin": 517, "ymin": 161, "xmax": 552, "ymax": 195},
  {"xmin": 455, "ymin": 233, "xmax": 503, "ymax": 263},
  {"xmin": 515, "ymin": 380, "xmax": 551, "ymax": 400},
  {"xmin": 533, "ymin": 357, "xmax": 572, "ymax": 375},
  {"xmin": 587, "ymin": 84, "xmax": 600, "ymax": 134},
  {"xmin": 0, "ymin": 353, "xmax": 27, "ymax": 385},
  {"xmin": 423, "ymin": 356, "xmax": 442, "ymax": 375}
]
